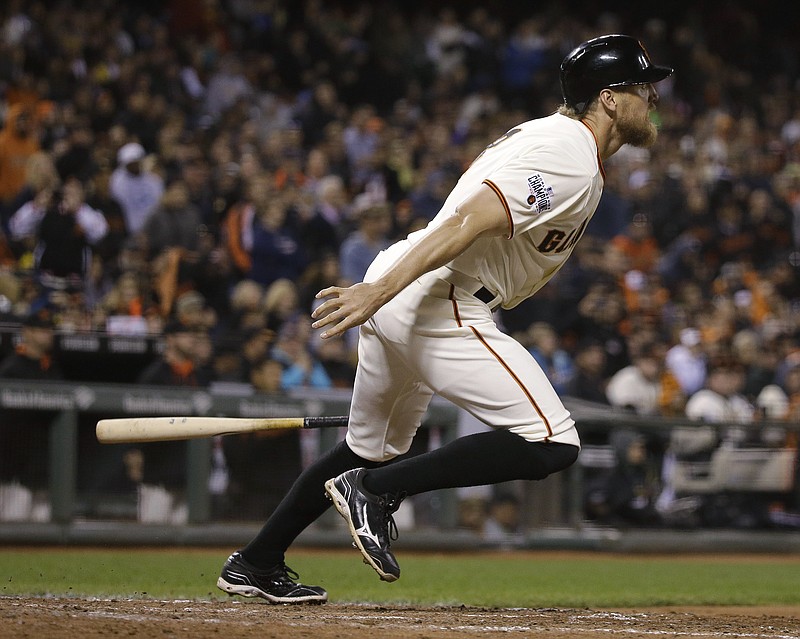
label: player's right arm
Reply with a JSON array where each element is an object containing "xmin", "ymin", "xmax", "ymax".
[{"xmin": 311, "ymin": 183, "xmax": 510, "ymax": 338}]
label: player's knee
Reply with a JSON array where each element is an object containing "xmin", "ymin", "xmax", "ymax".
[
  {"xmin": 550, "ymin": 442, "xmax": 580, "ymax": 473},
  {"xmin": 520, "ymin": 440, "xmax": 579, "ymax": 480}
]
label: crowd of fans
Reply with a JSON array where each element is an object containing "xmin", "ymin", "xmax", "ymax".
[{"xmin": 0, "ymin": 1, "xmax": 799, "ymax": 526}]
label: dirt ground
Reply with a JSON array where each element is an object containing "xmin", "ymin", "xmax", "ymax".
[{"xmin": 3, "ymin": 597, "xmax": 800, "ymax": 639}]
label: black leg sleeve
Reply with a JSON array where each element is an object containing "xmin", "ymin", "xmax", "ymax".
[
  {"xmin": 241, "ymin": 440, "xmax": 382, "ymax": 567},
  {"xmin": 362, "ymin": 429, "xmax": 579, "ymax": 497}
]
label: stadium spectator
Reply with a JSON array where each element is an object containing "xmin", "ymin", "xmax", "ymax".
[
  {"xmin": 247, "ymin": 194, "xmax": 309, "ymax": 289},
  {"xmin": 221, "ymin": 354, "xmax": 303, "ymax": 519},
  {"xmin": 525, "ymin": 321, "xmax": 576, "ymax": 396},
  {"xmin": 0, "ymin": 104, "xmax": 41, "ymax": 228},
  {"xmin": 100, "ymin": 271, "xmax": 151, "ymax": 336},
  {"xmin": 684, "ymin": 356, "xmax": 755, "ymax": 444},
  {"xmin": 585, "ymin": 429, "xmax": 663, "ymax": 527},
  {"xmin": 109, "ymin": 142, "xmax": 165, "ymax": 237},
  {"xmin": 568, "ymin": 338, "xmax": 610, "ymax": 405},
  {"xmin": 86, "ymin": 167, "xmax": 128, "ymax": 268},
  {"xmin": 0, "ymin": 308, "xmax": 61, "ymax": 521},
  {"xmin": 262, "ymin": 277, "xmax": 301, "ymax": 334},
  {"xmin": 142, "ymin": 178, "xmax": 204, "ymax": 259},
  {"xmin": 574, "ymin": 282, "xmax": 630, "ymax": 378},
  {"xmin": 338, "ymin": 197, "xmax": 392, "ymax": 286},
  {"xmin": 227, "ymin": 279, "xmax": 265, "ymax": 332},
  {"xmin": 4, "ymin": 151, "xmax": 60, "ymax": 235},
  {"xmin": 271, "ymin": 317, "xmax": 332, "ymax": 391},
  {"xmin": 303, "ymin": 173, "xmax": 350, "ymax": 256},
  {"xmin": 606, "ymin": 341, "xmax": 670, "ymax": 416},
  {"xmin": 665, "ymin": 327, "xmax": 708, "ymax": 396},
  {"xmin": 133, "ymin": 319, "xmax": 214, "ymax": 522},
  {"xmin": 8, "ymin": 175, "xmax": 109, "ymax": 284}
]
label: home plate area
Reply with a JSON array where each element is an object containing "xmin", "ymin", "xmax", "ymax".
[{"xmin": 3, "ymin": 598, "xmax": 800, "ymax": 639}]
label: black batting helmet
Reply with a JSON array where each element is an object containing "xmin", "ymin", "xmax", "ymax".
[{"xmin": 560, "ymin": 34, "xmax": 673, "ymax": 113}]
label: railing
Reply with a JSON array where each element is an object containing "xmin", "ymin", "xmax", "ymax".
[
  {"xmin": 1, "ymin": 380, "xmax": 798, "ymax": 547},
  {"xmin": 0, "ymin": 380, "xmax": 458, "ymax": 526}
]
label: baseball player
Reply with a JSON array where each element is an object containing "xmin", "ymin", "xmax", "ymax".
[{"xmin": 217, "ymin": 34, "xmax": 673, "ymax": 603}]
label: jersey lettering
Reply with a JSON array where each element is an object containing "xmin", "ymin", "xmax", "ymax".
[
  {"xmin": 536, "ymin": 229, "xmax": 565, "ymax": 252},
  {"xmin": 526, "ymin": 172, "xmax": 554, "ymax": 213},
  {"xmin": 535, "ymin": 219, "xmax": 590, "ymax": 254}
]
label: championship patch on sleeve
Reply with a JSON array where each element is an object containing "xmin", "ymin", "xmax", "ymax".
[{"xmin": 526, "ymin": 173, "xmax": 554, "ymax": 213}]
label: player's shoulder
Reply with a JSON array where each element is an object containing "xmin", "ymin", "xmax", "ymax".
[
  {"xmin": 514, "ymin": 114, "xmax": 595, "ymax": 154},
  {"xmin": 517, "ymin": 112, "xmax": 587, "ymax": 136}
]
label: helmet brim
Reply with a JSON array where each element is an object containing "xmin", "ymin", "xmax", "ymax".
[{"xmin": 613, "ymin": 64, "xmax": 674, "ymax": 87}]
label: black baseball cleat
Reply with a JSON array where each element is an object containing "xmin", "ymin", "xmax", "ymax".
[
  {"xmin": 324, "ymin": 468, "xmax": 404, "ymax": 582},
  {"xmin": 217, "ymin": 551, "xmax": 327, "ymax": 604}
]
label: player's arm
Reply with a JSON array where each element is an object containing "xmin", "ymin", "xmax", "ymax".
[{"xmin": 312, "ymin": 183, "xmax": 510, "ymax": 338}]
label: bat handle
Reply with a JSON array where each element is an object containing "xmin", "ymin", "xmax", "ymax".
[{"xmin": 303, "ymin": 415, "xmax": 349, "ymax": 429}]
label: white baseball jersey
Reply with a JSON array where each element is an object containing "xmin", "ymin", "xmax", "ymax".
[
  {"xmin": 346, "ymin": 113, "xmax": 605, "ymax": 460},
  {"xmin": 418, "ymin": 112, "xmax": 604, "ymax": 308}
]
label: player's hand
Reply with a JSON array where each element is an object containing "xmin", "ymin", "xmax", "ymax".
[{"xmin": 311, "ymin": 282, "xmax": 383, "ymax": 339}]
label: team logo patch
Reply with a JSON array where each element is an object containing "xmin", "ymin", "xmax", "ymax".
[{"xmin": 526, "ymin": 173, "xmax": 554, "ymax": 213}]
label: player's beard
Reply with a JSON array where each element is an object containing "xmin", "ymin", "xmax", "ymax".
[{"xmin": 617, "ymin": 106, "xmax": 658, "ymax": 148}]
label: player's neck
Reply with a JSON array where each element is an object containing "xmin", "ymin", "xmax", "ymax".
[{"xmin": 580, "ymin": 114, "xmax": 623, "ymax": 161}]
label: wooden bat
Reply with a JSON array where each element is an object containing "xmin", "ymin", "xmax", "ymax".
[{"xmin": 96, "ymin": 415, "xmax": 349, "ymax": 443}]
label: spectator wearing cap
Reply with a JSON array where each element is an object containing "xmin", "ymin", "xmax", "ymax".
[
  {"xmin": 606, "ymin": 342, "xmax": 669, "ymax": 416},
  {"xmin": 0, "ymin": 308, "xmax": 62, "ymax": 514},
  {"xmin": 665, "ymin": 327, "xmax": 707, "ymax": 396},
  {"xmin": 109, "ymin": 142, "xmax": 165, "ymax": 236},
  {"xmin": 585, "ymin": 429, "xmax": 663, "ymax": 527},
  {"xmin": 132, "ymin": 321, "xmax": 212, "ymax": 519},
  {"xmin": 220, "ymin": 354, "xmax": 303, "ymax": 519},
  {"xmin": 684, "ymin": 355, "xmax": 755, "ymax": 444},
  {"xmin": 173, "ymin": 290, "xmax": 216, "ymax": 332},
  {"xmin": 137, "ymin": 319, "xmax": 213, "ymax": 388},
  {"xmin": 0, "ymin": 309, "xmax": 61, "ymax": 380}
]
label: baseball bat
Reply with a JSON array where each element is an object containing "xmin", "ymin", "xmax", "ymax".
[{"xmin": 96, "ymin": 415, "xmax": 349, "ymax": 444}]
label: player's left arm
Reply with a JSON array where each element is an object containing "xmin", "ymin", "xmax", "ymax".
[{"xmin": 312, "ymin": 183, "xmax": 509, "ymax": 339}]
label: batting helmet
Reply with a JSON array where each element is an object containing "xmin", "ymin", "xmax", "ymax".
[{"xmin": 560, "ymin": 34, "xmax": 673, "ymax": 113}]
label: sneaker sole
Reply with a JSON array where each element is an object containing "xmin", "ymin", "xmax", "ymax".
[
  {"xmin": 324, "ymin": 478, "xmax": 399, "ymax": 583},
  {"xmin": 216, "ymin": 577, "xmax": 327, "ymax": 604}
]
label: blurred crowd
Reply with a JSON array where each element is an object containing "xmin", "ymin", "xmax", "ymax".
[{"xmin": 0, "ymin": 0, "xmax": 799, "ymax": 430}]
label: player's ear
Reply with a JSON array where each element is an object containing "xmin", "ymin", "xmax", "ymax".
[{"xmin": 598, "ymin": 88, "xmax": 617, "ymax": 112}]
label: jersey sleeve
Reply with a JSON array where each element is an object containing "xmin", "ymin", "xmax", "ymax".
[{"xmin": 481, "ymin": 154, "xmax": 593, "ymax": 238}]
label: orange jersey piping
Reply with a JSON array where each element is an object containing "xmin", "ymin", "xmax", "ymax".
[
  {"xmin": 448, "ymin": 285, "xmax": 552, "ymax": 436},
  {"xmin": 482, "ymin": 179, "xmax": 514, "ymax": 239}
]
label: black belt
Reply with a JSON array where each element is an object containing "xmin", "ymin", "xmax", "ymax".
[{"xmin": 475, "ymin": 287, "xmax": 497, "ymax": 305}]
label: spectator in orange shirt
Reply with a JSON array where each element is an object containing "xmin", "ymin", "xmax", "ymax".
[
  {"xmin": 0, "ymin": 105, "xmax": 41, "ymax": 228},
  {"xmin": 611, "ymin": 213, "xmax": 661, "ymax": 274}
]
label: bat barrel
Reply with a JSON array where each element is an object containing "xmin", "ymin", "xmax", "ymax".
[{"xmin": 96, "ymin": 415, "xmax": 350, "ymax": 443}]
